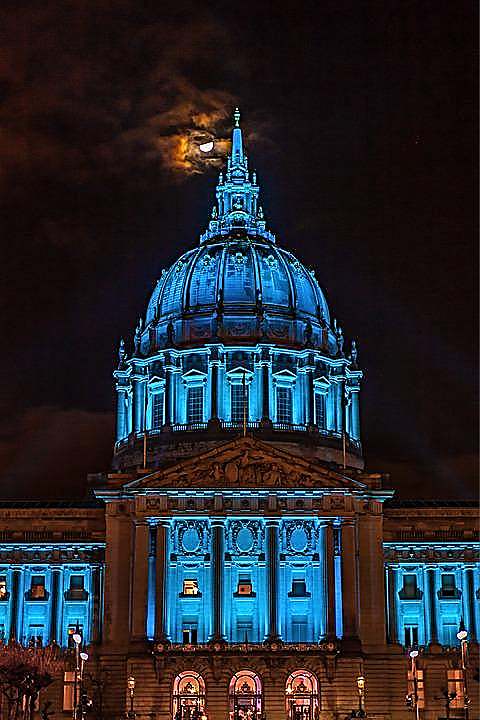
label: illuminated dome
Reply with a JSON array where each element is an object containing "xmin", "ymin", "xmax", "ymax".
[
  {"xmin": 140, "ymin": 109, "xmax": 333, "ymax": 355},
  {"xmin": 114, "ymin": 109, "xmax": 363, "ymax": 471}
]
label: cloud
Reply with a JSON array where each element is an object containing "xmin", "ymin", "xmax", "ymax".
[{"xmin": 0, "ymin": 1, "xmax": 241, "ymax": 193}]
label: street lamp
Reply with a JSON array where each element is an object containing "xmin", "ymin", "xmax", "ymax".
[
  {"xmin": 356, "ymin": 672, "xmax": 366, "ymax": 717},
  {"xmin": 406, "ymin": 650, "xmax": 420, "ymax": 720},
  {"xmin": 72, "ymin": 630, "xmax": 82, "ymax": 720},
  {"xmin": 79, "ymin": 652, "xmax": 89, "ymax": 720},
  {"xmin": 456, "ymin": 619, "xmax": 470, "ymax": 719},
  {"xmin": 127, "ymin": 676, "xmax": 136, "ymax": 719}
]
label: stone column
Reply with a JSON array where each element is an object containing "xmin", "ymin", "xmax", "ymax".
[
  {"xmin": 350, "ymin": 388, "xmax": 360, "ymax": 440},
  {"xmin": 132, "ymin": 376, "xmax": 145, "ymax": 434},
  {"xmin": 386, "ymin": 566, "xmax": 398, "ymax": 643},
  {"xmin": 341, "ymin": 521, "xmax": 358, "ymax": 639},
  {"xmin": 155, "ymin": 521, "xmax": 170, "ymax": 641},
  {"xmin": 210, "ymin": 363, "xmax": 219, "ymax": 420},
  {"xmin": 91, "ymin": 565, "xmax": 103, "ymax": 644},
  {"xmin": 131, "ymin": 522, "xmax": 150, "ymax": 643},
  {"xmin": 164, "ymin": 369, "xmax": 171, "ymax": 426},
  {"xmin": 115, "ymin": 387, "xmax": 127, "ymax": 441},
  {"xmin": 265, "ymin": 519, "xmax": 280, "ymax": 640},
  {"xmin": 210, "ymin": 518, "xmax": 225, "ymax": 641},
  {"xmin": 357, "ymin": 513, "xmax": 386, "ymax": 646},
  {"xmin": 104, "ymin": 508, "xmax": 133, "ymax": 650},
  {"xmin": 49, "ymin": 569, "xmax": 61, "ymax": 643},
  {"xmin": 426, "ymin": 566, "xmax": 438, "ymax": 644},
  {"xmin": 9, "ymin": 569, "xmax": 21, "ymax": 641},
  {"xmin": 259, "ymin": 348, "xmax": 271, "ymax": 426},
  {"xmin": 306, "ymin": 370, "xmax": 314, "ymax": 426},
  {"xmin": 465, "ymin": 567, "xmax": 477, "ymax": 641},
  {"xmin": 335, "ymin": 382, "xmax": 343, "ymax": 432},
  {"xmin": 324, "ymin": 523, "xmax": 336, "ymax": 638}
]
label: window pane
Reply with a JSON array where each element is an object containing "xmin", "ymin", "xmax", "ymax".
[
  {"xmin": 63, "ymin": 672, "xmax": 75, "ymax": 711},
  {"xmin": 276, "ymin": 387, "xmax": 293, "ymax": 423},
  {"xmin": 314, "ymin": 393, "xmax": 326, "ymax": 427},
  {"xmin": 183, "ymin": 579, "xmax": 200, "ymax": 595},
  {"xmin": 187, "ymin": 386, "xmax": 203, "ymax": 423},
  {"xmin": 70, "ymin": 576, "xmax": 84, "ymax": 590},
  {"xmin": 231, "ymin": 384, "xmax": 248, "ymax": 422},
  {"xmin": 152, "ymin": 392, "xmax": 164, "ymax": 429}
]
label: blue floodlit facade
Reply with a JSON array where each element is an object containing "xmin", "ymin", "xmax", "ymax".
[{"xmin": 0, "ymin": 109, "xmax": 478, "ymax": 719}]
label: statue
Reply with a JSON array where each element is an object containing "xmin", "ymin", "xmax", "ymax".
[{"xmin": 350, "ymin": 339, "xmax": 358, "ymax": 367}]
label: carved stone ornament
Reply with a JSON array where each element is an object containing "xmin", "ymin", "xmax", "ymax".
[
  {"xmin": 284, "ymin": 520, "xmax": 315, "ymax": 554},
  {"xmin": 175, "ymin": 520, "xmax": 210, "ymax": 555},
  {"xmin": 229, "ymin": 520, "xmax": 263, "ymax": 554},
  {"xmin": 127, "ymin": 437, "xmax": 365, "ymax": 492}
]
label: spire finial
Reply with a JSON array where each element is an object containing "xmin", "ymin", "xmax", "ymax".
[{"xmin": 234, "ymin": 107, "xmax": 241, "ymax": 127}]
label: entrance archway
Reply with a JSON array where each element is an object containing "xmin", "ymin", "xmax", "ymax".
[
  {"xmin": 173, "ymin": 671, "xmax": 206, "ymax": 720},
  {"xmin": 229, "ymin": 670, "xmax": 262, "ymax": 720},
  {"xmin": 285, "ymin": 670, "xmax": 319, "ymax": 720}
]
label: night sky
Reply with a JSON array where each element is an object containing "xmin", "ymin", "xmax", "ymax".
[{"xmin": 0, "ymin": 1, "xmax": 477, "ymax": 500}]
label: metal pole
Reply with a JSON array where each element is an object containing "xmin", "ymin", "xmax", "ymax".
[{"xmin": 461, "ymin": 639, "xmax": 469, "ymax": 720}]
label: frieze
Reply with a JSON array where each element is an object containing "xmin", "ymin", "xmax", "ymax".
[{"xmin": 384, "ymin": 546, "xmax": 479, "ymax": 562}]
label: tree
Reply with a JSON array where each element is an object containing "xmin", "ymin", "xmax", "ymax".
[{"xmin": 0, "ymin": 641, "xmax": 64, "ymax": 720}]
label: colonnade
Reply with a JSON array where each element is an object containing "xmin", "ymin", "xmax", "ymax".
[
  {"xmin": 386, "ymin": 564, "xmax": 479, "ymax": 646},
  {"xmin": 128, "ymin": 518, "xmax": 360, "ymax": 645}
]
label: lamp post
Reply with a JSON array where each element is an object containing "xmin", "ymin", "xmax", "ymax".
[
  {"xmin": 79, "ymin": 652, "xmax": 89, "ymax": 720},
  {"xmin": 127, "ymin": 676, "xmax": 136, "ymax": 719},
  {"xmin": 72, "ymin": 630, "xmax": 82, "ymax": 720},
  {"xmin": 405, "ymin": 649, "xmax": 420, "ymax": 720},
  {"xmin": 356, "ymin": 672, "xmax": 366, "ymax": 718},
  {"xmin": 457, "ymin": 619, "xmax": 470, "ymax": 720}
]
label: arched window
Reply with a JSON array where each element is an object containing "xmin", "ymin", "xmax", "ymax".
[
  {"xmin": 285, "ymin": 671, "xmax": 319, "ymax": 720},
  {"xmin": 229, "ymin": 670, "xmax": 262, "ymax": 720},
  {"xmin": 172, "ymin": 672, "xmax": 206, "ymax": 720}
]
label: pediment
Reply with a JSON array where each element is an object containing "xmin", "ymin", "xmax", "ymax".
[{"xmin": 124, "ymin": 436, "xmax": 366, "ymax": 491}]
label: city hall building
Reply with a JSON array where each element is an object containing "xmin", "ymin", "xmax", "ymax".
[{"xmin": 0, "ymin": 112, "xmax": 478, "ymax": 719}]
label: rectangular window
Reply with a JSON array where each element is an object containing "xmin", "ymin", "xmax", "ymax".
[
  {"xmin": 30, "ymin": 576, "xmax": 46, "ymax": 600},
  {"xmin": 291, "ymin": 615, "xmax": 308, "ymax": 642},
  {"xmin": 237, "ymin": 617, "xmax": 253, "ymax": 640},
  {"xmin": 28, "ymin": 624, "xmax": 45, "ymax": 646},
  {"xmin": 407, "ymin": 668, "xmax": 425, "ymax": 709},
  {"xmin": 151, "ymin": 392, "xmax": 164, "ymax": 429},
  {"xmin": 187, "ymin": 386, "xmax": 203, "ymax": 423},
  {"xmin": 443, "ymin": 622, "xmax": 459, "ymax": 647},
  {"xmin": 276, "ymin": 386, "xmax": 293, "ymax": 423},
  {"xmin": 182, "ymin": 579, "xmax": 200, "ymax": 596},
  {"xmin": 290, "ymin": 579, "xmax": 308, "ymax": 597},
  {"xmin": 440, "ymin": 573, "xmax": 457, "ymax": 598},
  {"xmin": 236, "ymin": 575, "xmax": 254, "ymax": 596},
  {"xmin": 67, "ymin": 625, "xmax": 83, "ymax": 649},
  {"xmin": 67, "ymin": 575, "xmax": 87, "ymax": 601},
  {"xmin": 0, "ymin": 576, "xmax": 7, "ymax": 599},
  {"xmin": 400, "ymin": 574, "xmax": 420, "ymax": 600},
  {"xmin": 404, "ymin": 624, "xmax": 419, "ymax": 647},
  {"xmin": 231, "ymin": 383, "xmax": 249, "ymax": 423},
  {"xmin": 314, "ymin": 393, "xmax": 326, "ymax": 428},
  {"xmin": 447, "ymin": 669, "xmax": 464, "ymax": 708},
  {"xmin": 63, "ymin": 671, "xmax": 75, "ymax": 711}
]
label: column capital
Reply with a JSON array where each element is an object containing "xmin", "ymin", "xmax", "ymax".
[{"xmin": 265, "ymin": 517, "xmax": 281, "ymax": 527}]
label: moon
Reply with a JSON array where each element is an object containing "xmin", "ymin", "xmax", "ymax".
[{"xmin": 199, "ymin": 141, "xmax": 214, "ymax": 153}]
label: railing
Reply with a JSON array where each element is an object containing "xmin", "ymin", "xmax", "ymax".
[{"xmin": 115, "ymin": 422, "xmax": 362, "ymax": 452}]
